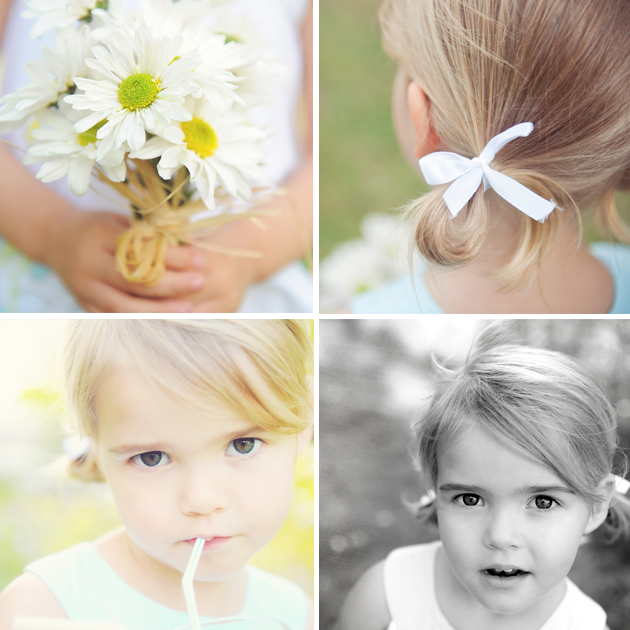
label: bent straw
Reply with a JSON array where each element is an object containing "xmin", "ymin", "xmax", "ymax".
[
  {"xmin": 13, "ymin": 617, "xmax": 125, "ymax": 630},
  {"xmin": 182, "ymin": 537, "xmax": 205, "ymax": 630}
]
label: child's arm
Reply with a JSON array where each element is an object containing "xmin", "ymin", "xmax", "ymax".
[
  {"xmin": 334, "ymin": 561, "xmax": 391, "ymax": 630},
  {"xmin": 0, "ymin": 574, "xmax": 68, "ymax": 630},
  {"xmin": 188, "ymin": 2, "xmax": 313, "ymax": 312}
]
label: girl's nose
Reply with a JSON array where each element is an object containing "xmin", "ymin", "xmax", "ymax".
[
  {"xmin": 482, "ymin": 507, "xmax": 522, "ymax": 550},
  {"xmin": 179, "ymin": 463, "xmax": 229, "ymax": 516}
]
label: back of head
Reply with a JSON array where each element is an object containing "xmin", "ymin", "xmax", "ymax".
[{"xmin": 380, "ymin": 0, "xmax": 630, "ymax": 286}]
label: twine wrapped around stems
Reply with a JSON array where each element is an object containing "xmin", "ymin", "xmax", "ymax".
[{"xmin": 95, "ymin": 159, "xmax": 281, "ymax": 286}]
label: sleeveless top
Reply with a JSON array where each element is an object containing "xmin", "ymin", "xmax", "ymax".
[
  {"xmin": 0, "ymin": 0, "xmax": 312, "ymax": 313},
  {"xmin": 352, "ymin": 242, "xmax": 630, "ymax": 315},
  {"xmin": 24, "ymin": 541, "xmax": 308, "ymax": 630},
  {"xmin": 383, "ymin": 542, "xmax": 607, "ymax": 630}
]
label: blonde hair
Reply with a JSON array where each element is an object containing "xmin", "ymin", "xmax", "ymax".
[
  {"xmin": 412, "ymin": 324, "xmax": 630, "ymax": 543},
  {"xmin": 63, "ymin": 319, "xmax": 313, "ymax": 482},
  {"xmin": 380, "ymin": 0, "xmax": 630, "ymax": 287}
]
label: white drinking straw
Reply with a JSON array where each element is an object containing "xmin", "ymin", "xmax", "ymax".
[
  {"xmin": 182, "ymin": 537, "xmax": 205, "ymax": 630},
  {"xmin": 13, "ymin": 617, "xmax": 125, "ymax": 630}
]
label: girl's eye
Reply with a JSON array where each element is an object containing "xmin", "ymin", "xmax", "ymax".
[
  {"xmin": 226, "ymin": 438, "xmax": 262, "ymax": 457},
  {"xmin": 456, "ymin": 494, "xmax": 482, "ymax": 507},
  {"xmin": 131, "ymin": 451, "xmax": 170, "ymax": 468},
  {"xmin": 534, "ymin": 495, "xmax": 557, "ymax": 510}
]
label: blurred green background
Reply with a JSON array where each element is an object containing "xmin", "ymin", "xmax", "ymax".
[
  {"xmin": 320, "ymin": 319, "xmax": 630, "ymax": 630},
  {"xmin": 0, "ymin": 321, "xmax": 313, "ymax": 599},
  {"xmin": 319, "ymin": 0, "xmax": 630, "ymax": 262}
]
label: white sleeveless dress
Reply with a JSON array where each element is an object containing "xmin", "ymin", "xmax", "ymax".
[
  {"xmin": 0, "ymin": 0, "xmax": 312, "ymax": 313},
  {"xmin": 383, "ymin": 542, "xmax": 607, "ymax": 630}
]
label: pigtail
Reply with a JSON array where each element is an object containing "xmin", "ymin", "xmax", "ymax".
[
  {"xmin": 406, "ymin": 184, "xmax": 488, "ymax": 270},
  {"xmin": 67, "ymin": 450, "xmax": 105, "ymax": 483},
  {"xmin": 407, "ymin": 163, "xmax": 582, "ymax": 291},
  {"xmin": 597, "ymin": 492, "xmax": 630, "ymax": 544}
]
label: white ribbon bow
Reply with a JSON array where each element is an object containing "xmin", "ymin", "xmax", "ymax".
[{"xmin": 419, "ymin": 122, "xmax": 556, "ymax": 222}]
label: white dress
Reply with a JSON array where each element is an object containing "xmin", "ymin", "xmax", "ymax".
[
  {"xmin": 383, "ymin": 542, "xmax": 607, "ymax": 630},
  {"xmin": 0, "ymin": 0, "xmax": 312, "ymax": 313}
]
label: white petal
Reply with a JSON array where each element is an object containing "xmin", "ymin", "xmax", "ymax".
[
  {"xmin": 68, "ymin": 156, "xmax": 94, "ymax": 195},
  {"xmin": 37, "ymin": 159, "xmax": 70, "ymax": 183},
  {"xmin": 127, "ymin": 117, "xmax": 147, "ymax": 152}
]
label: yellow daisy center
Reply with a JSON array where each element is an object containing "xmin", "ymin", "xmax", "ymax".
[
  {"xmin": 118, "ymin": 73, "xmax": 160, "ymax": 111},
  {"xmin": 78, "ymin": 119, "xmax": 107, "ymax": 146},
  {"xmin": 181, "ymin": 117, "xmax": 218, "ymax": 158}
]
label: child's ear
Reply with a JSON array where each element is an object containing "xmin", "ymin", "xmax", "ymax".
[
  {"xmin": 296, "ymin": 423, "xmax": 313, "ymax": 456},
  {"xmin": 584, "ymin": 474, "xmax": 615, "ymax": 535},
  {"xmin": 407, "ymin": 81, "xmax": 441, "ymax": 159}
]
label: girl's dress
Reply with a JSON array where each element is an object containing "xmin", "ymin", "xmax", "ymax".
[
  {"xmin": 0, "ymin": 0, "xmax": 312, "ymax": 313},
  {"xmin": 25, "ymin": 541, "xmax": 308, "ymax": 630},
  {"xmin": 352, "ymin": 242, "xmax": 630, "ymax": 315},
  {"xmin": 383, "ymin": 541, "xmax": 607, "ymax": 630}
]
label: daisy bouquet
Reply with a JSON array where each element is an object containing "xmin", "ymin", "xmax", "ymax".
[{"xmin": 0, "ymin": 0, "xmax": 284, "ymax": 285}]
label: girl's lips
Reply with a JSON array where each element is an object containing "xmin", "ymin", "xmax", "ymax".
[{"xmin": 183, "ymin": 537, "xmax": 232, "ymax": 551}]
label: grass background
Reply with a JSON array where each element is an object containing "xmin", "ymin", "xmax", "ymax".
[
  {"xmin": 319, "ymin": 0, "xmax": 630, "ymax": 262},
  {"xmin": 320, "ymin": 319, "xmax": 630, "ymax": 630}
]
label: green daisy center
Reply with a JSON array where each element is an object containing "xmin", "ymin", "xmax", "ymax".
[
  {"xmin": 181, "ymin": 117, "xmax": 218, "ymax": 158},
  {"xmin": 221, "ymin": 32, "xmax": 244, "ymax": 44},
  {"xmin": 77, "ymin": 119, "xmax": 107, "ymax": 146},
  {"xmin": 118, "ymin": 74, "xmax": 160, "ymax": 111}
]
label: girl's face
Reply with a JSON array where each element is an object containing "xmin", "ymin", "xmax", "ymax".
[
  {"xmin": 436, "ymin": 424, "xmax": 605, "ymax": 618},
  {"xmin": 92, "ymin": 367, "xmax": 307, "ymax": 582}
]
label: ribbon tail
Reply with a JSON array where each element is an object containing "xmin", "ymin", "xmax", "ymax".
[
  {"xmin": 484, "ymin": 167, "xmax": 555, "ymax": 222},
  {"xmin": 442, "ymin": 167, "xmax": 483, "ymax": 217}
]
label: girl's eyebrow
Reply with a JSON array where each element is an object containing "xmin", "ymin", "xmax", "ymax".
[
  {"xmin": 438, "ymin": 483, "xmax": 576, "ymax": 496},
  {"xmin": 109, "ymin": 443, "xmax": 170, "ymax": 455}
]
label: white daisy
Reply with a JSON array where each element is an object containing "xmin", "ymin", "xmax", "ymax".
[
  {"xmin": 22, "ymin": 0, "xmax": 110, "ymax": 38},
  {"xmin": 320, "ymin": 214, "xmax": 407, "ymax": 303},
  {"xmin": 65, "ymin": 25, "xmax": 202, "ymax": 160},
  {"xmin": 103, "ymin": 7, "xmax": 244, "ymax": 113},
  {"xmin": 23, "ymin": 102, "xmax": 126, "ymax": 196},
  {"xmin": 0, "ymin": 26, "xmax": 93, "ymax": 133},
  {"xmin": 130, "ymin": 96, "xmax": 266, "ymax": 210},
  {"xmin": 211, "ymin": 9, "xmax": 285, "ymax": 107}
]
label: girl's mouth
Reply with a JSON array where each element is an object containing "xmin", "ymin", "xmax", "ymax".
[
  {"xmin": 183, "ymin": 537, "xmax": 232, "ymax": 551},
  {"xmin": 484, "ymin": 568, "xmax": 527, "ymax": 578}
]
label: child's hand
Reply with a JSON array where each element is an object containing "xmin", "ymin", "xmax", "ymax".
[
  {"xmin": 187, "ymin": 245, "xmax": 257, "ymax": 313},
  {"xmin": 43, "ymin": 210, "xmax": 204, "ymax": 313}
]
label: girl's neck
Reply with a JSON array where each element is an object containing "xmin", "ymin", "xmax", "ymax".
[
  {"xmin": 93, "ymin": 527, "xmax": 248, "ymax": 617},
  {"xmin": 435, "ymin": 546, "xmax": 566, "ymax": 630},
  {"xmin": 423, "ymin": 199, "xmax": 614, "ymax": 314}
]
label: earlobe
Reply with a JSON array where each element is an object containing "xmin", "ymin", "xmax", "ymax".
[{"xmin": 407, "ymin": 81, "xmax": 441, "ymax": 158}]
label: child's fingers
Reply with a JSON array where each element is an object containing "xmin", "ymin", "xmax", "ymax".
[
  {"xmin": 88, "ymin": 283, "xmax": 193, "ymax": 313},
  {"xmin": 123, "ymin": 270, "xmax": 205, "ymax": 299},
  {"xmin": 164, "ymin": 245, "xmax": 205, "ymax": 271}
]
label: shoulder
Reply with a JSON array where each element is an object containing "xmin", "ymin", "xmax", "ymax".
[
  {"xmin": 0, "ymin": 573, "xmax": 68, "ymax": 630},
  {"xmin": 247, "ymin": 565, "xmax": 306, "ymax": 602},
  {"xmin": 335, "ymin": 560, "xmax": 390, "ymax": 630},
  {"xmin": 245, "ymin": 566, "xmax": 309, "ymax": 630}
]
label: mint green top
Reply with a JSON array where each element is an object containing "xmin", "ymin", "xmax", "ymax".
[
  {"xmin": 352, "ymin": 242, "xmax": 630, "ymax": 314},
  {"xmin": 25, "ymin": 542, "xmax": 307, "ymax": 630}
]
